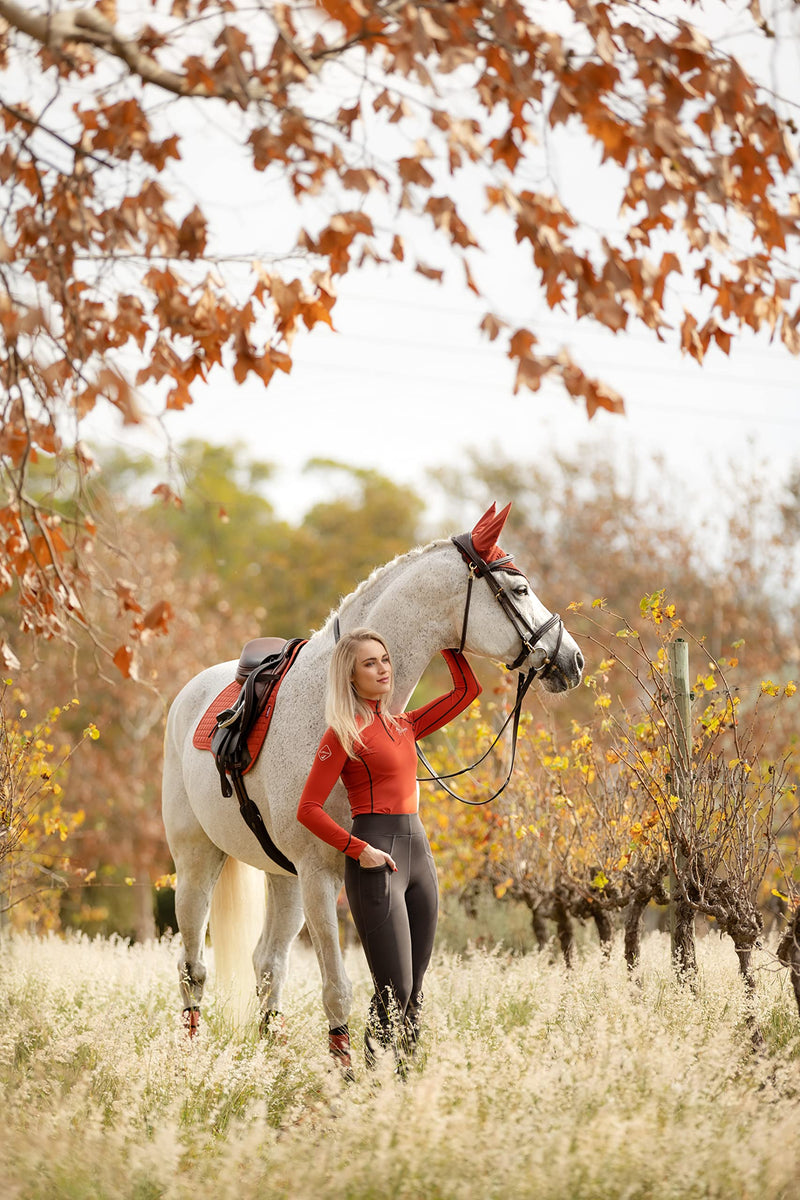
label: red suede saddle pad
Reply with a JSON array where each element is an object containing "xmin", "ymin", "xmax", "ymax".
[{"xmin": 192, "ymin": 641, "xmax": 304, "ymax": 773}]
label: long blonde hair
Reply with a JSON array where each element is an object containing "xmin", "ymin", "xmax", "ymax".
[{"xmin": 326, "ymin": 628, "xmax": 400, "ymax": 758}]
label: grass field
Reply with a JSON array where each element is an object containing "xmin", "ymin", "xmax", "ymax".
[{"xmin": 2, "ymin": 926, "xmax": 799, "ymax": 1200}]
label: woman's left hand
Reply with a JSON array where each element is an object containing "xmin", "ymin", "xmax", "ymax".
[{"xmin": 358, "ymin": 844, "xmax": 397, "ymax": 871}]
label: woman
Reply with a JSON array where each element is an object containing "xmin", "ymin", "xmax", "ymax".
[{"xmin": 297, "ymin": 627, "xmax": 481, "ymax": 1070}]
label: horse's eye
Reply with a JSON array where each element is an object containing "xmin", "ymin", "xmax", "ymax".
[{"xmin": 513, "ymin": 584, "xmax": 529, "ymax": 597}]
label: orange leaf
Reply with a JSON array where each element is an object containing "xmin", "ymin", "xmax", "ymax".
[
  {"xmin": 508, "ymin": 328, "xmax": 538, "ymax": 359},
  {"xmin": 480, "ymin": 313, "xmax": 506, "ymax": 341},
  {"xmin": 115, "ymin": 579, "xmax": 142, "ymax": 615},
  {"xmin": 152, "ymin": 483, "xmax": 182, "ymax": 507},
  {"xmin": 113, "ymin": 645, "xmax": 135, "ymax": 679},
  {"xmin": 398, "ymin": 158, "xmax": 434, "ymax": 188},
  {"xmin": 141, "ymin": 600, "xmax": 173, "ymax": 635}
]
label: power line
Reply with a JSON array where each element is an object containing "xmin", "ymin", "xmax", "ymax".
[
  {"xmin": 310, "ymin": 325, "xmax": 800, "ymax": 393},
  {"xmin": 335, "ymin": 287, "xmax": 800, "ymax": 365}
]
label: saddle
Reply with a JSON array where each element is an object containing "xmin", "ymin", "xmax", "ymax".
[{"xmin": 194, "ymin": 635, "xmax": 307, "ymax": 876}]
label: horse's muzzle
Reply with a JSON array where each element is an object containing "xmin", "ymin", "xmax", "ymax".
[{"xmin": 541, "ymin": 646, "xmax": 584, "ymax": 693}]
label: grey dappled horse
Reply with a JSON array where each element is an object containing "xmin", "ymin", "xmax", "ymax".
[{"xmin": 162, "ymin": 504, "xmax": 583, "ymax": 1046}]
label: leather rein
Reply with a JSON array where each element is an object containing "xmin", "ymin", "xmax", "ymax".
[{"xmin": 414, "ymin": 533, "xmax": 564, "ymax": 806}]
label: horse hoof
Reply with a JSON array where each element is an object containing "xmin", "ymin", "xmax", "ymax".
[
  {"xmin": 182, "ymin": 1006, "xmax": 201, "ymax": 1038},
  {"xmin": 259, "ymin": 1009, "xmax": 287, "ymax": 1043}
]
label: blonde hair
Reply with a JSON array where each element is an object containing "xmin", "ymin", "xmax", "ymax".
[{"xmin": 326, "ymin": 628, "xmax": 400, "ymax": 758}]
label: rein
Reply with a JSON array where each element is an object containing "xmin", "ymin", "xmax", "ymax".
[
  {"xmin": 415, "ymin": 667, "xmax": 536, "ymax": 805},
  {"xmin": 414, "ymin": 533, "xmax": 564, "ymax": 806}
]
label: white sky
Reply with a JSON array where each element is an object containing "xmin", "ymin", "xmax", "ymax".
[
  {"xmin": 79, "ymin": 0, "xmax": 800, "ymax": 532},
  {"xmin": 107, "ymin": 268, "xmax": 793, "ymax": 533}
]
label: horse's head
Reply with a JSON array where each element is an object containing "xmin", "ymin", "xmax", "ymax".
[{"xmin": 451, "ymin": 503, "xmax": 583, "ymax": 693}]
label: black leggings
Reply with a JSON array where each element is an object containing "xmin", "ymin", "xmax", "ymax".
[{"xmin": 345, "ymin": 813, "xmax": 438, "ymax": 1042}]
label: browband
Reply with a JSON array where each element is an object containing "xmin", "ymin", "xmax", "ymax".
[{"xmin": 451, "ymin": 532, "xmax": 522, "ymax": 576}]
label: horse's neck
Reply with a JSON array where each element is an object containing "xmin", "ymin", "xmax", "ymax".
[{"xmin": 338, "ymin": 544, "xmax": 459, "ymax": 709}]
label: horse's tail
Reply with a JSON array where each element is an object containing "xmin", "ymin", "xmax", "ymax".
[{"xmin": 209, "ymin": 856, "xmax": 266, "ymax": 1028}]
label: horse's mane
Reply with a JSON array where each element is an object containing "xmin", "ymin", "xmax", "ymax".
[{"xmin": 315, "ymin": 537, "xmax": 451, "ymax": 637}]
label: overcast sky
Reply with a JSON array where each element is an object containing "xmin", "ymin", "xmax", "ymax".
[{"xmin": 81, "ymin": 0, "xmax": 800, "ymax": 531}]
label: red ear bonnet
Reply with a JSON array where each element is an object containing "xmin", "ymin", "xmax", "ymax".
[{"xmin": 470, "ymin": 502, "xmax": 519, "ymax": 571}]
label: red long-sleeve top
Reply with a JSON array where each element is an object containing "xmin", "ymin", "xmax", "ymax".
[{"xmin": 296, "ymin": 650, "xmax": 481, "ymax": 859}]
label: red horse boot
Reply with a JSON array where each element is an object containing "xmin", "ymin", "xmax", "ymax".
[
  {"xmin": 182, "ymin": 1006, "xmax": 201, "ymax": 1039},
  {"xmin": 328, "ymin": 1024, "xmax": 355, "ymax": 1080}
]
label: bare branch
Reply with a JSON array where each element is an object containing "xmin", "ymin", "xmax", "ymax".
[{"xmin": 0, "ymin": 0, "xmax": 274, "ymax": 103}]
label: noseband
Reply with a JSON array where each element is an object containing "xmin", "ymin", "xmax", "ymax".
[{"xmin": 451, "ymin": 533, "xmax": 564, "ymax": 676}]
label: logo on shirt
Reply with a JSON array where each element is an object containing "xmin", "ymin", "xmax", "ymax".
[{"xmin": 318, "ymin": 745, "xmax": 332, "ymax": 761}]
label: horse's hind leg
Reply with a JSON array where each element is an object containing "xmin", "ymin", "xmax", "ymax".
[
  {"xmin": 174, "ymin": 839, "xmax": 226, "ymax": 1032},
  {"xmin": 253, "ymin": 873, "xmax": 305, "ymax": 1033},
  {"xmin": 164, "ymin": 787, "xmax": 226, "ymax": 1034}
]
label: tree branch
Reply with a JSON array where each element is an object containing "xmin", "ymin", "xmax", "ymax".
[{"xmin": 0, "ymin": 0, "xmax": 274, "ymax": 103}]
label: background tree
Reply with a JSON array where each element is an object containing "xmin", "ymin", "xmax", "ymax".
[
  {"xmin": 0, "ymin": 684, "xmax": 98, "ymax": 929},
  {"xmin": 5, "ymin": 446, "xmax": 427, "ymax": 935},
  {"xmin": 0, "ymin": 0, "xmax": 798, "ymax": 658},
  {"xmin": 4, "ymin": 436, "xmax": 798, "ymax": 944},
  {"xmin": 424, "ymin": 600, "xmax": 799, "ymax": 1021}
]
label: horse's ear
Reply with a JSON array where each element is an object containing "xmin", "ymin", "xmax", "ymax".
[{"xmin": 471, "ymin": 502, "xmax": 512, "ymax": 557}]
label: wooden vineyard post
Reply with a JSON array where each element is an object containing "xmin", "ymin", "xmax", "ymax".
[{"xmin": 668, "ymin": 638, "xmax": 697, "ymax": 975}]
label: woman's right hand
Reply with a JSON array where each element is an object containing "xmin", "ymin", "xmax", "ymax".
[{"xmin": 358, "ymin": 844, "xmax": 397, "ymax": 871}]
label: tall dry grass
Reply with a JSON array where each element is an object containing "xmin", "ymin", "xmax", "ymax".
[{"xmin": 1, "ymin": 929, "xmax": 799, "ymax": 1200}]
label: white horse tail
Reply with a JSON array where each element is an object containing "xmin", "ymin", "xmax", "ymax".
[{"xmin": 209, "ymin": 857, "xmax": 266, "ymax": 1028}]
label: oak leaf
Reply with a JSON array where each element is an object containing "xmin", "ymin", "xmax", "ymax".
[{"xmin": 112, "ymin": 645, "xmax": 136, "ymax": 679}]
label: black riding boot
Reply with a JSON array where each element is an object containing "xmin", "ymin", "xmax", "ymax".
[{"xmin": 364, "ymin": 990, "xmax": 401, "ymax": 1069}]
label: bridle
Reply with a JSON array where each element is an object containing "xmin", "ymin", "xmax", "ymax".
[
  {"xmin": 450, "ymin": 532, "xmax": 564, "ymax": 675},
  {"xmin": 414, "ymin": 532, "xmax": 565, "ymax": 806}
]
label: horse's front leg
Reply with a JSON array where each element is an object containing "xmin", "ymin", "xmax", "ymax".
[{"xmin": 297, "ymin": 856, "xmax": 354, "ymax": 1071}]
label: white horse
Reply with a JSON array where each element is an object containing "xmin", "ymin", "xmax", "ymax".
[{"xmin": 161, "ymin": 505, "xmax": 583, "ymax": 1047}]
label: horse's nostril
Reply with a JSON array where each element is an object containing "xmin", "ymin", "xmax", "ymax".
[{"xmin": 575, "ymin": 650, "xmax": 585, "ymax": 674}]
